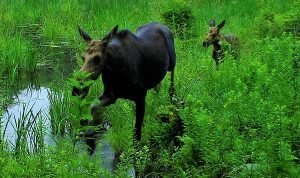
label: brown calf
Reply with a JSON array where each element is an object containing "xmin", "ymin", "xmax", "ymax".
[{"xmin": 203, "ymin": 19, "xmax": 239, "ymax": 69}]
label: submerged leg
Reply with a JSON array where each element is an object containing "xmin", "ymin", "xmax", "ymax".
[
  {"xmin": 82, "ymin": 90, "xmax": 116, "ymax": 155},
  {"xmin": 86, "ymin": 134, "xmax": 96, "ymax": 155}
]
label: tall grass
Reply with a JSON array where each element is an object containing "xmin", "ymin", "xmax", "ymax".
[{"xmin": 0, "ymin": 0, "xmax": 300, "ymax": 177}]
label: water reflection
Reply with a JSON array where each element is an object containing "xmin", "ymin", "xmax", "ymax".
[
  {"xmin": 1, "ymin": 86, "xmax": 53, "ymax": 150},
  {"xmin": 1, "ymin": 83, "xmax": 125, "ymax": 175}
]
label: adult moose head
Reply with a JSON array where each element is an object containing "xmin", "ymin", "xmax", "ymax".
[
  {"xmin": 72, "ymin": 22, "xmax": 176, "ymax": 143},
  {"xmin": 71, "ymin": 25, "xmax": 118, "ymax": 98},
  {"xmin": 203, "ymin": 19, "xmax": 239, "ymax": 69}
]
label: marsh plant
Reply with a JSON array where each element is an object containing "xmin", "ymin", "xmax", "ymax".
[
  {"xmin": 2, "ymin": 104, "xmax": 47, "ymax": 155},
  {"xmin": 67, "ymin": 71, "xmax": 102, "ymax": 134},
  {"xmin": 1, "ymin": 0, "xmax": 300, "ymax": 177}
]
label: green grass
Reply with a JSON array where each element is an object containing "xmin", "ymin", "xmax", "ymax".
[{"xmin": 1, "ymin": 0, "xmax": 300, "ymax": 177}]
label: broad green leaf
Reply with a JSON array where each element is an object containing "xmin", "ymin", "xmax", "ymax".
[
  {"xmin": 68, "ymin": 78, "xmax": 81, "ymax": 88},
  {"xmin": 82, "ymin": 80, "xmax": 94, "ymax": 88},
  {"xmin": 81, "ymin": 114, "xmax": 93, "ymax": 121}
]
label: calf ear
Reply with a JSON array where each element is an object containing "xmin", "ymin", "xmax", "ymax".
[
  {"xmin": 110, "ymin": 25, "xmax": 118, "ymax": 40},
  {"xmin": 217, "ymin": 20, "xmax": 226, "ymax": 29},
  {"xmin": 78, "ymin": 26, "xmax": 92, "ymax": 42},
  {"xmin": 209, "ymin": 19, "xmax": 216, "ymax": 27}
]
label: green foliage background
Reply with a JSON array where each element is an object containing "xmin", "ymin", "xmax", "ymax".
[{"xmin": 0, "ymin": 0, "xmax": 299, "ymax": 177}]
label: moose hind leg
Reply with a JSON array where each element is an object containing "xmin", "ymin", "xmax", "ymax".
[
  {"xmin": 169, "ymin": 69, "xmax": 175, "ymax": 103},
  {"xmin": 134, "ymin": 97, "xmax": 146, "ymax": 141}
]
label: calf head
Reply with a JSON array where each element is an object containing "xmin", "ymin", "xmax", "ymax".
[
  {"xmin": 203, "ymin": 19, "xmax": 225, "ymax": 47},
  {"xmin": 72, "ymin": 25, "xmax": 118, "ymax": 97}
]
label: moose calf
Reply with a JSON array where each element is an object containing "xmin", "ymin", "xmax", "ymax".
[{"xmin": 203, "ymin": 19, "xmax": 239, "ymax": 69}]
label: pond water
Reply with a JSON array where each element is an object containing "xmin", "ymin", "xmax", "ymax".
[
  {"xmin": 2, "ymin": 86, "xmax": 53, "ymax": 149},
  {"xmin": 0, "ymin": 24, "xmax": 135, "ymax": 175},
  {"xmin": 0, "ymin": 68, "xmax": 121, "ymax": 174}
]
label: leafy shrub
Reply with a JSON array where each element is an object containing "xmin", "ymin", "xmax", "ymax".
[
  {"xmin": 67, "ymin": 71, "xmax": 100, "ymax": 132},
  {"xmin": 151, "ymin": 33, "xmax": 300, "ymax": 177},
  {"xmin": 255, "ymin": 7, "xmax": 300, "ymax": 38},
  {"xmin": 0, "ymin": 140, "xmax": 110, "ymax": 177},
  {"xmin": 162, "ymin": 0, "xmax": 195, "ymax": 39}
]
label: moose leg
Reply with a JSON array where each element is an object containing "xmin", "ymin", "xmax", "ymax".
[
  {"xmin": 84, "ymin": 91, "xmax": 116, "ymax": 155},
  {"xmin": 80, "ymin": 92, "xmax": 115, "ymax": 128},
  {"xmin": 169, "ymin": 69, "xmax": 175, "ymax": 103},
  {"xmin": 134, "ymin": 96, "xmax": 146, "ymax": 141},
  {"xmin": 91, "ymin": 90, "xmax": 116, "ymax": 117},
  {"xmin": 133, "ymin": 95, "xmax": 146, "ymax": 178},
  {"xmin": 214, "ymin": 58, "xmax": 220, "ymax": 70}
]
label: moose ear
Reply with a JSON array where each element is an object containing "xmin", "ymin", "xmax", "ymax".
[
  {"xmin": 217, "ymin": 20, "xmax": 226, "ymax": 29},
  {"xmin": 101, "ymin": 25, "xmax": 119, "ymax": 45},
  {"xmin": 110, "ymin": 25, "xmax": 118, "ymax": 40},
  {"xmin": 209, "ymin": 19, "xmax": 216, "ymax": 27},
  {"xmin": 78, "ymin": 26, "xmax": 92, "ymax": 42}
]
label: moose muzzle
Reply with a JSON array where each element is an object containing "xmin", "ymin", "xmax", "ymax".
[{"xmin": 203, "ymin": 40, "xmax": 210, "ymax": 47}]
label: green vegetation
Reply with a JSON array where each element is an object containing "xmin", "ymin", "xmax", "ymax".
[
  {"xmin": 162, "ymin": 0, "xmax": 195, "ymax": 39},
  {"xmin": 1, "ymin": 0, "xmax": 300, "ymax": 177}
]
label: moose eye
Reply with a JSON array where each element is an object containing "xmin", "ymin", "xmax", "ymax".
[{"xmin": 93, "ymin": 56, "xmax": 101, "ymax": 64}]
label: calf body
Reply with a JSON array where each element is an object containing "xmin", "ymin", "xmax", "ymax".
[
  {"xmin": 203, "ymin": 19, "xmax": 239, "ymax": 69},
  {"xmin": 73, "ymin": 22, "xmax": 176, "ymax": 141}
]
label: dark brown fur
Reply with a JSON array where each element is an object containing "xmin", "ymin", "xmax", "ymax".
[{"xmin": 72, "ymin": 22, "xmax": 176, "ymax": 143}]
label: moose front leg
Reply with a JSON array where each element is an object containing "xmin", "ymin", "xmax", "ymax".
[
  {"xmin": 91, "ymin": 89, "xmax": 116, "ymax": 117},
  {"xmin": 82, "ymin": 91, "xmax": 116, "ymax": 155}
]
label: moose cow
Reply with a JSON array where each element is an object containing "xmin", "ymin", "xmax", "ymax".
[
  {"xmin": 72, "ymin": 22, "xmax": 176, "ymax": 142},
  {"xmin": 203, "ymin": 19, "xmax": 239, "ymax": 69}
]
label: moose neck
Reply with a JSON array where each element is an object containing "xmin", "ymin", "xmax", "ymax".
[
  {"xmin": 212, "ymin": 39, "xmax": 224, "ymax": 61},
  {"xmin": 212, "ymin": 40, "xmax": 222, "ymax": 52}
]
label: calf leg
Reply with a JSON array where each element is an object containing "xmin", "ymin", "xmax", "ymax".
[{"xmin": 214, "ymin": 58, "xmax": 220, "ymax": 70}]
